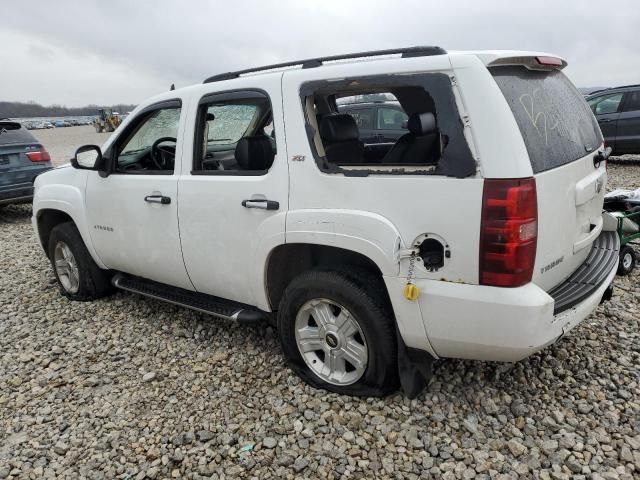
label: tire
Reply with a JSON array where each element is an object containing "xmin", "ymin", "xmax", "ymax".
[
  {"xmin": 277, "ymin": 269, "xmax": 399, "ymax": 397},
  {"xmin": 617, "ymin": 245, "xmax": 636, "ymax": 276},
  {"xmin": 48, "ymin": 222, "xmax": 113, "ymax": 301}
]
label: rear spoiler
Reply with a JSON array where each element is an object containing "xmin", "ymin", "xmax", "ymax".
[{"xmin": 487, "ymin": 55, "xmax": 567, "ymax": 71}]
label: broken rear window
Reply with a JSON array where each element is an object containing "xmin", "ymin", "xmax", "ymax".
[{"xmin": 300, "ymin": 73, "xmax": 476, "ymax": 177}]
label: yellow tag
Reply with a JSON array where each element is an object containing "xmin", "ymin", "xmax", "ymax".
[{"xmin": 403, "ymin": 283, "xmax": 420, "ymax": 301}]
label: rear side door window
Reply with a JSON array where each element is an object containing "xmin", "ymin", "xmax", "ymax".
[{"xmin": 192, "ymin": 90, "xmax": 275, "ymax": 175}]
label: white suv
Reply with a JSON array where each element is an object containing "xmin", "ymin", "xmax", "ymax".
[{"xmin": 32, "ymin": 47, "xmax": 618, "ymax": 397}]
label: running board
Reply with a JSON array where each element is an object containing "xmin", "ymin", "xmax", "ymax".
[{"xmin": 112, "ymin": 273, "xmax": 268, "ymax": 323}]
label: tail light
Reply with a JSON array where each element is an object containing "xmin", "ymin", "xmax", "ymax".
[
  {"xmin": 479, "ymin": 177, "xmax": 537, "ymax": 287},
  {"xmin": 26, "ymin": 148, "xmax": 51, "ymax": 162}
]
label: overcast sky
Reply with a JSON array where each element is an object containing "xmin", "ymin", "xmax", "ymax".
[{"xmin": 2, "ymin": 0, "xmax": 639, "ymax": 107}]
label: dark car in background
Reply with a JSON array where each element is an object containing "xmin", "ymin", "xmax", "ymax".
[
  {"xmin": 587, "ymin": 84, "xmax": 640, "ymax": 155},
  {"xmin": 338, "ymin": 101, "xmax": 409, "ymax": 162},
  {"xmin": 0, "ymin": 120, "xmax": 52, "ymax": 206}
]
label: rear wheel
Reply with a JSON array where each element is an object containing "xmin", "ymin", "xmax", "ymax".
[
  {"xmin": 617, "ymin": 245, "xmax": 636, "ymax": 276},
  {"xmin": 277, "ymin": 270, "xmax": 399, "ymax": 396},
  {"xmin": 48, "ymin": 222, "xmax": 113, "ymax": 301}
]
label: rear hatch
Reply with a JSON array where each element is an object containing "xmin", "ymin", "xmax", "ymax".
[
  {"xmin": 0, "ymin": 121, "xmax": 50, "ymax": 188},
  {"xmin": 491, "ymin": 66, "xmax": 606, "ymax": 291}
]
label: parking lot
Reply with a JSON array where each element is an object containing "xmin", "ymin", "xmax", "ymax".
[
  {"xmin": 0, "ymin": 125, "xmax": 638, "ymax": 479},
  {"xmin": 31, "ymin": 126, "xmax": 111, "ymax": 167}
]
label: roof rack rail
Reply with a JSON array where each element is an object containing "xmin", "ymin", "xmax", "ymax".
[{"xmin": 203, "ymin": 46, "xmax": 447, "ymax": 84}]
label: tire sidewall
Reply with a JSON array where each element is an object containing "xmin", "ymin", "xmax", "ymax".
[
  {"xmin": 278, "ymin": 270, "xmax": 398, "ymax": 396},
  {"xmin": 48, "ymin": 223, "xmax": 108, "ymax": 300}
]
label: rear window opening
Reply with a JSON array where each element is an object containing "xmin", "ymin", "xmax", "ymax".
[
  {"xmin": 300, "ymin": 73, "xmax": 476, "ymax": 177},
  {"xmin": 491, "ymin": 66, "xmax": 602, "ymax": 173}
]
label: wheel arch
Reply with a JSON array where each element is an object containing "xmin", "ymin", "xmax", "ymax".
[
  {"xmin": 34, "ymin": 206, "xmax": 106, "ymax": 269},
  {"xmin": 265, "ymin": 243, "xmax": 389, "ymax": 311},
  {"xmin": 36, "ymin": 209, "xmax": 74, "ymax": 257}
]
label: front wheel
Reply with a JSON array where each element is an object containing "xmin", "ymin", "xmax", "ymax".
[
  {"xmin": 48, "ymin": 222, "xmax": 113, "ymax": 301},
  {"xmin": 618, "ymin": 245, "xmax": 636, "ymax": 276},
  {"xmin": 277, "ymin": 270, "xmax": 399, "ymax": 397}
]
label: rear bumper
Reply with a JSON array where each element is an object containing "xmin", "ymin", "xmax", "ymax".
[
  {"xmin": 386, "ymin": 232, "xmax": 619, "ymax": 362},
  {"xmin": 0, "ymin": 184, "xmax": 34, "ymax": 205},
  {"xmin": 0, "ymin": 166, "xmax": 52, "ymax": 205}
]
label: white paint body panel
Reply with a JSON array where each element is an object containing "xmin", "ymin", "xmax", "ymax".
[
  {"xmin": 177, "ymin": 74, "xmax": 288, "ymax": 309},
  {"xmin": 31, "ymin": 49, "xmax": 616, "ymax": 365},
  {"xmin": 84, "ymin": 102, "xmax": 193, "ymax": 290}
]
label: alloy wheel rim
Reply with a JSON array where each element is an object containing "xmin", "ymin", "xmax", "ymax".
[
  {"xmin": 54, "ymin": 241, "xmax": 80, "ymax": 294},
  {"xmin": 294, "ymin": 298, "xmax": 368, "ymax": 386},
  {"xmin": 623, "ymin": 252, "xmax": 632, "ymax": 270}
]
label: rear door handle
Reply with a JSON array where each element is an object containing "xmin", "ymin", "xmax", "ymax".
[
  {"xmin": 144, "ymin": 195, "xmax": 171, "ymax": 205},
  {"xmin": 241, "ymin": 199, "xmax": 279, "ymax": 210}
]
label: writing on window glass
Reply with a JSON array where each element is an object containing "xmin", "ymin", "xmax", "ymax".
[{"xmin": 519, "ymin": 89, "xmax": 559, "ymax": 146}]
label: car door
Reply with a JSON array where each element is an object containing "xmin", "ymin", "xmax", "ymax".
[
  {"xmin": 177, "ymin": 79, "xmax": 288, "ymax": 310},
  {"xmin": 85, "ymin": 99, "xmax": 194, "ymax": 290},
  {"xmin": 375, "ymin": 105, "xmax": 408, "ymax": 143},
  {"xmin": 588, "ymin": 92, "xmax": 623, "ymax": 150},
  {"xmin": 615, "ymin": 90, "xmax": 640, "ymax": 154}
]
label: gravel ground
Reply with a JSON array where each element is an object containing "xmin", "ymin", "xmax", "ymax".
[
  {"xmin": 0, "ymin": 159, "xmax": 639, "ymax": 480},
  {"xmin": 31, "ymin": 126, "xmax": 111, "ymax": 167}
]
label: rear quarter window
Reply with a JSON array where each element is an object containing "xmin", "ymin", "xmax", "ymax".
[{"xmin": 491, "ymin": 67, "xmax": 602, "ymax": 173}]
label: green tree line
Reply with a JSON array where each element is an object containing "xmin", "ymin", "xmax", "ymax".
[{"xmin": 0, "ymin": 101, "xmax": 137, "ymax": 118}]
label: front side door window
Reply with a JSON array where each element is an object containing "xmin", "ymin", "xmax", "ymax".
[{"xmin": 116, "ymin": 107, "xmax": 181, "ymax": 173}]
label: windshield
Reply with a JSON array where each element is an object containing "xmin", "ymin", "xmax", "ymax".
[{"xmin": 491, "ymin": 66, "xmax": 602, "ymax": 173}]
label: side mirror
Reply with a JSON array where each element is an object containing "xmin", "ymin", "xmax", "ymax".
[
  {"xmin": 71, "ymin": 145, "xmax": 102, "ymax": 170},
  {"xmin": 401, "ymin": 120, "xmax": 409, "ymax": 130}
]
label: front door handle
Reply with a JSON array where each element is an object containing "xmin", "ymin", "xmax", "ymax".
[
  {"xmin": 241, "ymin": 199, "xmax": 279, "ymax": 210},
  {"xmin": 144, "ymin": 195, "xmax": 171, "ymax": 205}
]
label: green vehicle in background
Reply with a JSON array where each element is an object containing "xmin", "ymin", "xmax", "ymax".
[
  {"xmin": 604, "ymin": 189, "xmax": 640, "ymax": 275},
  {"xmin": 94, "ymin": 108, "xmax": 121, "ymax": 133}
]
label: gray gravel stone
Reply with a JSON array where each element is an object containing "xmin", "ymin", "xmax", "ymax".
[
  {"xmin": 262, "ymin": 437, "xmax": 277, "ymax": 449},
  {"xmin": 0, "ymin": 158, "xmax": 639, "ymax": 478}
]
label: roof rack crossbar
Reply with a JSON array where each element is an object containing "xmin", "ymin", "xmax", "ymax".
[{"xmin": 203, "ymin": 46, "xmax": 447, "ymax": 84}]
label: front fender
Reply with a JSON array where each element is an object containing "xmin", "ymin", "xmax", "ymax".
[{"xmin": 33, "ymin": 181, "xmax": 106, "ymax": 269}]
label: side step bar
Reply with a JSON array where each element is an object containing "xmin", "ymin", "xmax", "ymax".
[{"xmin": 112, "ymin": 273, "xmax": 268, "ymax": 323}]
